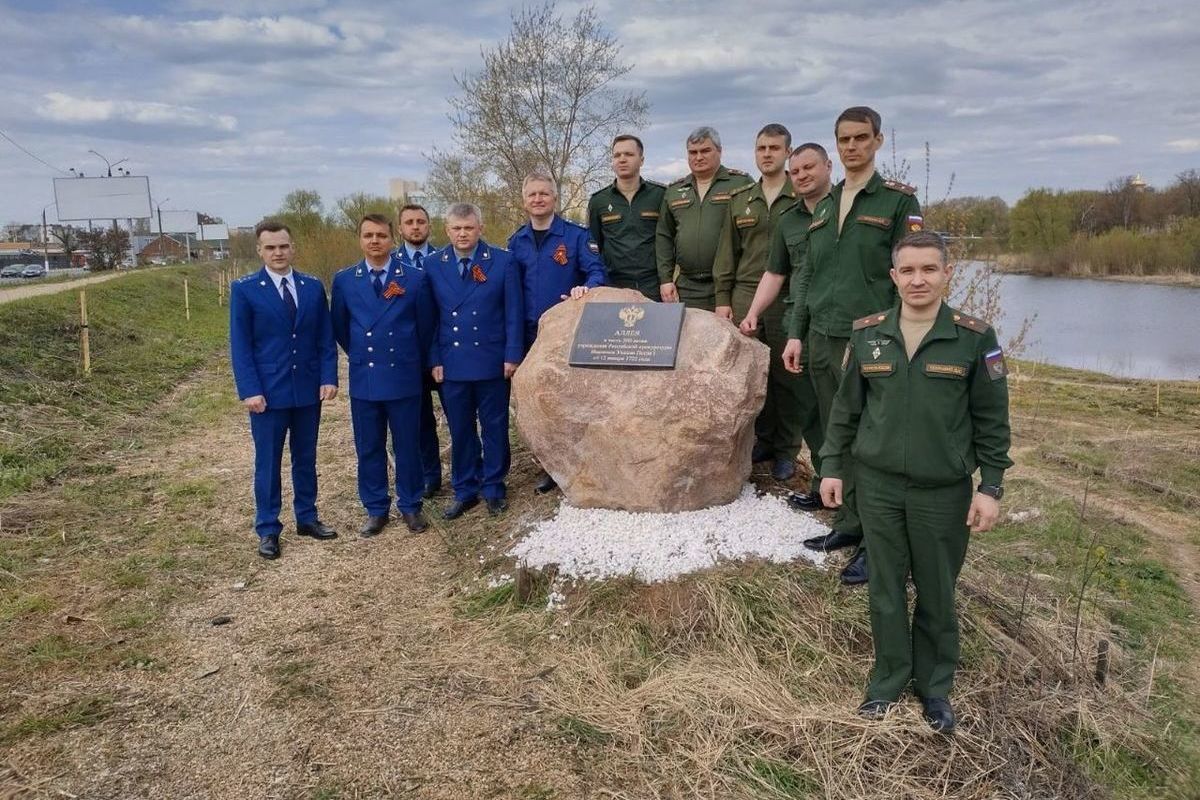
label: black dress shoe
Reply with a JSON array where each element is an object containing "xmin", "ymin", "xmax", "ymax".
[
  {"xmin": 787, "ymin": 491, "xmax": 827, "ymax": 512},
  {"xmin": 840, "ymin": 549, "xmax": 869, "ymax": 586},
  {"xmin": 422, "ymin": 481, "xmax": 441, "ymax": 499},
  {"xmin": 486, "ymin": 497, "xmax": 508, "ymax": 515},
  {"xmin": 359, "ymin": 514, "xmax": 389, "ymax": 537},
  {"xmin": 751, "ymin": 441, "xmax": 773, "ymax": 463},
  {"xmin": 857, "ymin": 699, "xmax": 894, "ymax": 720},
  {"xmin": 257, "ymin": 534, "xmax": 281, "ymax": 560},
  {"xmin": 535, "ymin": 470, "xmax": 558, "ymax": 494},
  {"xmin": 920, "ymin": 696, "xmax": 956, "ymax": 734},
  {"xmin": 443, "ymin": 496, "xmax": 480, "ymax": 520},
  {"xmin": 771, "ymin": 459, "xmax": 797, "ymax": 481},
  {"xmin": 401, "ymin": 511, "xmax": 428, "ymax": 533},
  {"xmin": 802, "ymin": 530, "xmax": 861, "ymax": 552},
  {"xmin": 296, "ymin": 520, "xmax": 338, "ymax": 540}
]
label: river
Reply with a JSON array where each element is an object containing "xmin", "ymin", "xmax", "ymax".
[{"xmin": 953, "ymin": 263, "xmax": 1200, "ymax": 381}]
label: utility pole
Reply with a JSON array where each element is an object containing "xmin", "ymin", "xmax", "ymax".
[
  {"xmin": 156, "ymin": 198, "xmax": 170, "ymax": 263},
  {"xmin": 88, "ymin": 149, "xmax": 129, "ymax": 239}
]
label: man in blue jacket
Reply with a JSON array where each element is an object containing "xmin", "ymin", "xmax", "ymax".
[
  {"xmin": 331, "ymin": 213, "xmax": 435, "ymax": 537},
  {"xmin": 508, "ymin": 170, "xmax": 606, "ymax": 492},
  {"xmin": 229, "ymin": 220, "xmax": 338, "ymax": 559},
  {"xmin": 394, "ymin": 203, "xmax": 444, "ymax": 498},
  {"xmin": 427, "ymin": 203, "xmax": 524, "ymax": 519}
]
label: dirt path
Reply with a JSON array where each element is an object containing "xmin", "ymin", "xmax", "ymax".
[
  {"xmin": 3, "ymin": 386, "xmax": 584, "ymax": 799},
  {"xmin": 0, "ymin": 268, "xmax": 161, "ymax": 305}
]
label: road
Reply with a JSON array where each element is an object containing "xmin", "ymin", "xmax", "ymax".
[{"xmin": 0, "ymin": 268, "xmax": 157, "ymax": 306}]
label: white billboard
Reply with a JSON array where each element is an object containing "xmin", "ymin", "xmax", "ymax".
[
  {"xmin": 158, "ymin": 211, "xmax": 198, "ymax": 235},
  {"xmin": 54, "ymin": 176, "xmax": 152, "ymax": 221},
  {"xmin": 199, "ymin": 223, "xmax": 229, "ymax": 241}
]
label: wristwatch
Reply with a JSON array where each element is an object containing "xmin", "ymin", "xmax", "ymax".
[{"xmin": 977, "ymin": 484, "xmax": 1004, "ymax": 500}]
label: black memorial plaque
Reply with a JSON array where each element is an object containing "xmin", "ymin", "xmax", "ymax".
[{"xmin": 568, "ymin": 302, "xmax": 685, "ymax": 368}]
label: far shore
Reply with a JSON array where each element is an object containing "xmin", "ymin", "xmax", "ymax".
[{"xmin": 992, "ymin": 253, "xmax": 1200, "ymax": 288}]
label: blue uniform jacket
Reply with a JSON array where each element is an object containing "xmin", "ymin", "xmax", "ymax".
[
  {"xmin": 229, "ymin": 267, "xmax": 337, "ymax": 409},
  {"xmin": 427, "ymin": 240, "xmax": 524, "ymax": 381},
  {"xmin": 507, "ymin": 215, "xmax": 606, "ymax": 323},
  {"xmin": 330, "ymin": 253, "xmax": 435, "ymax": 401}
]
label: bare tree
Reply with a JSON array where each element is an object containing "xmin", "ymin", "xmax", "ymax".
[{"xmin": 426, "ymin": 2, "xmax": 648, "ymax": 233}]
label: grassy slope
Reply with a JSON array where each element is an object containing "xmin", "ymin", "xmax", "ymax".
[{"xmin": 0, "ymin": 272, "xmax": 1197, "ymax": 798}]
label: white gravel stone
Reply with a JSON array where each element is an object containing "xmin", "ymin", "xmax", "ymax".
[{"xmin": 510, "ymin": 485, "xmax": 829, "ymax": 583}]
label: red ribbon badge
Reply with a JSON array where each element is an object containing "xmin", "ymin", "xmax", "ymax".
[
  {"xmin": 471, "ymin": 264, "xmax": 487, "ymax": 283},
  {"xmin": 382, "ymin": 281, "xmax": 405, "ymax": 299},
  {"xmin": 552, "ymin": 243, "xmax": 568, "ymax": 266}
]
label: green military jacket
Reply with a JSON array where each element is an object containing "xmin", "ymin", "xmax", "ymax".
[
  {"xmin": 791, "ymin": 171, "xmax": 922, "ymax": 339},
  {"xmin": 819, "ymin": 301, "xmax": 1013, "ymax": 487},
  {"xmin": 655, "ymin": 165, "xmax": 754, "ymax": 285},
  {"xmin": 587, "ymin": 178, "xmax": 666, "ymax": 298},
  {"xmin": 765, "ymin": 199, "xmax": 818, "ymax": 337},
  {"xmin": 711, "ymin": 177, "xmax": 797, "ymax": 308}
]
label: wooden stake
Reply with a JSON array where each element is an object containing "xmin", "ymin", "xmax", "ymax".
[
  {"xmin": 79, "ymin": 291, "xmax": 91, "ymax": 375},
  {"xmin": 1155, "ymin": 382, "xmax": 1161, "ymax": 416},
  {"xmin": 184, "ymin": 278, "xmax": 191, "ymax": 321}
]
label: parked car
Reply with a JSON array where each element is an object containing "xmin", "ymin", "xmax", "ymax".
[
  {"xmin": 0, "ymin": 264, "xmax": 25, "ymax": 278},
  {"xmin": 21, "ymin": 264, "xmax": 47, "ymax": 278}
]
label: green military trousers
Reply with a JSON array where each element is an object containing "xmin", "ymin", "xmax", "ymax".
[
  {"xmin": 857, "ymin": 463, "xmax": 973, "ymax": 701},
  {"xmin": 610, "ymin": 273, "xmax": 662, "ymax": 302},
  {"xmin": 733, "ymin": 287, "xmax": 823, "ymax": 489},
  {"xmin": 676, "ymin": 273, "xmax": 716, "ymax": 311},
  {"xmin": 808, "ymin": 330, "xmax": 861, "ymax": 535}
]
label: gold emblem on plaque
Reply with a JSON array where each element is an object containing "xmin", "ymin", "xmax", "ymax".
[{"xmin": 618, "ymin": 305, "xmax": 646, "ymax": 328}]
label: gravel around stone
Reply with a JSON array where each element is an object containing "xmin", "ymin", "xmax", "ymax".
[{"xmin": 510, "ymin": 485, "xmax": 829, "ymax": 582}]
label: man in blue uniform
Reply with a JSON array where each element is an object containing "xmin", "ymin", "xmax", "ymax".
[
  {"xmin": 394, "ymin": 203, "xmax": 443, "ymax": 498},
  {"xmin": 331, "ymin": 213, "xmax": 435, "ymax": 537},
  {"xmin": 229, "ymin": 220, "xmax": 338, "ymax": 560},
  {"xmin": 427, "ymin": 203, "xmax": 524, "ymax": 519},
  {"xmin": 508, "ymin": 170, "xmax": 606, "ymax": 493}
]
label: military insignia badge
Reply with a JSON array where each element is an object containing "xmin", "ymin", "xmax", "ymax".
[
  {"xmin": 587, "ymin": 240, "xmax": 600, "ymax": 254},
  {"xmin": 984, "ymin": 347, "xmax": 1008, "ymax": 380},
  {"xmin": 908, "ymin": 215, "xmax": 924, "ymax": 232},
  {"xmin": 606, "ymin": 203, "xmax": 613, "ymax": 212},
  {"xmin": 872, "ymin": 346, "xmax": 881, "ymax": 360},
  {"xmin": 471, "ymin": 264, "xmax": 487, "ymax": 283},
  {"xmin": 382, "ymin": 281, "xmax": 405, "ymax": 299},
  {"xmin": 553, "ymin": 243, "xmax": 569, "ymax": 265}
]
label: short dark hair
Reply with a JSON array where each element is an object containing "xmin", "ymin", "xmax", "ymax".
[
  {"xmin": 756, "ymin": 123, "xmax": 792, "ymax": 150},
  {"xmin": 892, "ymin": 231, "xmax": 946, "ymax": 266},
  {"xmin": 835, "ymin": 106, "xmax": 882, "ymax": 136},
  {"xmin": 612, "ymin": 134, "xmax": 644, "ymax": 155},
  {"xmin": 399, "ymin": 204, "xmax": 429, "ymax": 221},
  {"xmin": 359, "ymin": 213, "xmax": 394, "ymax": 235},
  {"xmin": 254, "ymin": 219, "xmax": 291, "ymax": 240},
  {"xmin": 790, "ymin": 142, "xmax": 829, "ymax": 162}
]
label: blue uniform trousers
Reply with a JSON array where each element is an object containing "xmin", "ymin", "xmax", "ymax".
[
  {"xmin": 441, "ymin": 378, "xmax": 510, "ymax": 502},
  {"xmin": 248, "ymin": 403, "xmax": 322, "ymax": 537},
  {"xmin": 419, "ymin": 382, "xmax": 444, "ymax": 489},
  {"xmin": 350, "ymin": 396, "xmax": 424, "ymax": 516}
]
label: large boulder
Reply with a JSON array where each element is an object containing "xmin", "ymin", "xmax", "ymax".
[{"xmin": 512, "ymin": 287, "xmax": 769, "ymax": 512}]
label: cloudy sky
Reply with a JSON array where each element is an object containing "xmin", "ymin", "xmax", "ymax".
[{"xmin": 2, "ymin": 0, "xmax": 1198, "ymax": 227}]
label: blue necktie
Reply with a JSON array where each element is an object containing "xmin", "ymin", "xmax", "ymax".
[
  {"xmin": 280, "ymin": 276, "xmax": 296, "ymax": 322},
  {"xmin": 413, "ymin": 250, "xmax": 424, "ymax": 269},
  {"xmin": 371, "ymin": 270, "xmax": 384, "ymax": 297},
  {"xmin": 459, "ymin": 257, "xmax": 470, "ymax": 281}
]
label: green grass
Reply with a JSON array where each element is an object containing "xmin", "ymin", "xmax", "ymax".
[
  {"xmin": 0, "ymin": 264, "xmax": 230, "ymax": 500},
  {"xmin": 0, "ymin": 694, "xmax": 113, "ymax": 746},
  {"xmin": 737, "ymin": 757, "xmax": 820, "ymax": 798}
]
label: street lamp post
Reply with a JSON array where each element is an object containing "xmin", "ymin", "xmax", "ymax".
[
  {"xmin": 87, "ymin": 149, "xmax": 129, "ymax": 238},
  {"xmin": 156, "ymin": 198, "xmax": 170, "ymax": 263},
  {"xmin": 41, "ymin": 202, "xmax": 57, "ymax": 273}
]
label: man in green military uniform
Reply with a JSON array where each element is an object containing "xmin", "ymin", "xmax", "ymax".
[
  {"xmin": 819, "ymin": 231, "xmax": 1012, "ymax": 734},
  {"xmin": 783, "ymin": 106, "xmax": 924, "ymax": 585},
  {"xmin": 588, "ymin": 134, "xmax": 666, "ymax": 301},
  {"xmin": 656, "ymin": 126, "xmax": 754, "ymax": 311},
  {"xmin": 740, "ymin": 141, "xmax": 835, "ymax": 505},
  {"xmin": 712, "ymin": 126, "xmax": 812, "ymax": 482}
]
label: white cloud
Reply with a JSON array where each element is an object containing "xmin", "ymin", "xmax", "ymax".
[
  {"xmin": 1165, "ymin": 138, "xmax": 1200, "ymax": 153},
  {"xmin": 1043, "ymin": 134, "xmax": 1121, "ymax": 147},
  {"xmin": 37, "ymin": 92, "xmax": 238, "ymax": 132}
]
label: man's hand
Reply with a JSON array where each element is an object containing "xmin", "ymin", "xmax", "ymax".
[
  {"xmin": 243, "ymin": 395, "xmax": 267, "ymax": 414},
  {"xmin": 967, "ymin": 493, "xmax": 1001, "ymax": 533},
  {"xmin": 431, "ymin": 366, "xmax": 444, "ymax": 383},
  {"xmin": 319, "ymin": 385, "xmax": 337, "ymax": 401},
  {"xmin": 820, "ymin": 477, "xmax": 843, "ymax": 508},
  {"xmin": 782, "ymin": 338, "xmax": 803, "ymax": 373},
  {"xmin": 659, "ymin": 282, "xmax": 678, "ymax": 303},
  {"xmin": 503, "ymin": 361, "xmax": 518, "ymax": 379},
  {"xmin": 714, "ymin": 305, "xmax": 733, "ymax": 321},
  {"xmin": 561, "ymin": 286, "xmax": 589, "ymax": 301},
  {"xmin": 738, "ymin": 313, "xmax": 759, "ymax": 336}
]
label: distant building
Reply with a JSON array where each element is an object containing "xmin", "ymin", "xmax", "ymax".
[
  {"xmin": 389, "ymin": 177, "xmax": 442, "ymax": 216},
  {"xmin": 133, "ymin": 234, "xmax": 188, "ymax": 265}
]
